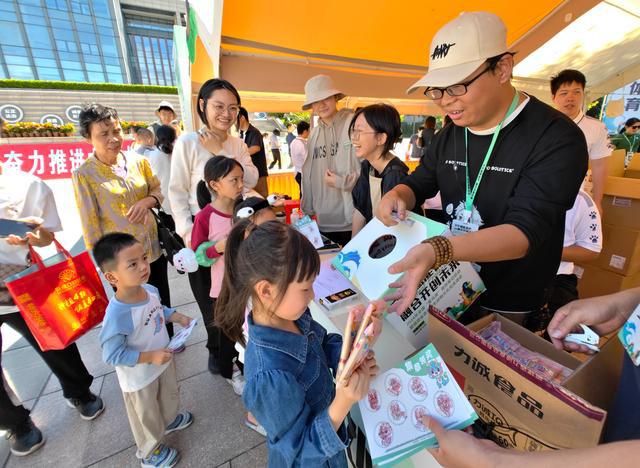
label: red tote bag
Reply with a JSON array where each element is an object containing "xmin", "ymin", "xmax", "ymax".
[{"xmin": 5, "ymin": 238, "xmax": 108, "ymax": 351}]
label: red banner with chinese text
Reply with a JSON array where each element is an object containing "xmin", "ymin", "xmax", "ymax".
[{"xmin": 0, "ymin": 141, "xmax": 134, "ymax": 179}]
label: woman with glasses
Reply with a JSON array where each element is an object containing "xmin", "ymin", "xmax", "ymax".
[
  {"xmin": 349, "ymin": 104, "xmax": 410, "ymax": 236},
  {"xmin": 169, "ymin": 78, "xmax": 257, "ymax": 375},
  {"xmin": 611, "ymin": 117, "xmax": 640, "ymax": 156}
]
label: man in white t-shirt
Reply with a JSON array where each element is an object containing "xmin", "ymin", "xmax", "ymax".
[
  {"xmin": 551, "ymin": 69, "xmax": 611, "ymax": 214},
  {"xmin": 0, "ymin": 169, "xmax": 104, "ymax": 456}
]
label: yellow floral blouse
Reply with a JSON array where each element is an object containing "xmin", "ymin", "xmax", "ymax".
[{"xmin": 72, "ymin": 152, "xmax": 163, "ymax": 262}]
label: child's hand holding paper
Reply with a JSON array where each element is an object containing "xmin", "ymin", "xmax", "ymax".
[
  {"xmin": 337, "ymin": 302, "xmax": 385, "ymax": 385},
  {"xmin": 350, "ymin": 299, "xmax": 386, "ymax": 345}
]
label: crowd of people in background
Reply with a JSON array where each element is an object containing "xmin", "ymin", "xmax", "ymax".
[{"xmin": 2, "ymin": 9, "xmax": 640, "ymax": 468}]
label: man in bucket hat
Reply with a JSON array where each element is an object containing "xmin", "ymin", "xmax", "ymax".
[
  {"xmin": 377, "ymin": 12, "xmax": 588, "ymax": 324},
  {"xmin": 300, "ymin": 75, "xmax": 360, "ymax": 246}
]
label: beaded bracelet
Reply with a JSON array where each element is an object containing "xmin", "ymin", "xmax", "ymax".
[{"xmin": 421, "ymin": 235, "xmax": 454, "ymax": 270}]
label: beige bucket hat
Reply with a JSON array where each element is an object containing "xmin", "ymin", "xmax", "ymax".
[{"xmin": 302, "ymin": 75, "xmax": 346, "ymax": 110}]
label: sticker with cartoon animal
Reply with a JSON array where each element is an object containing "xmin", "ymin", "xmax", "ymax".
[
  {"xmin": 435, "ymin": 391, "xmax": 455, "ymax": 418},
  {"xmin": 388, "ymin": 400, "xmax": 407, "ymax": 425},
  {"xmin": 375, "ymin": 422, "xmax": 393, "ymax": 448}
]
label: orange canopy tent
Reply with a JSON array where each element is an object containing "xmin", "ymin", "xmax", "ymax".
[{"xmin": 184, "ymin": 0, "xmax": 640, "ymax": 116}]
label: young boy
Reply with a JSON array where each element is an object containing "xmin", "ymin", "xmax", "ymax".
[{"xmin": 94, "ymin": 232, "xmax": 193, "ymax": 468}]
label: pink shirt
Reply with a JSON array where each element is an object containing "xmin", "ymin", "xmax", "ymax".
[{"xmin": 191, "ymin": 205, "xmax": 232, "ymax": 298}]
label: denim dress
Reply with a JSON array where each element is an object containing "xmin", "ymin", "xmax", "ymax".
[{"xmin": 242, "ymin": 309, "xmax": 348, "ymax": 467}]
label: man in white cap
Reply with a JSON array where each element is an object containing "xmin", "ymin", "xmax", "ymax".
[
  {"xmin": 300, "ymin": 74, "xmax": 360, "ymax": 246},
  {"xmin": 377, "ymin": 12, "xmax": 588, "ymax": 324},
  {"xmin": 149, "ymin": 100, "xmax": 178, "ymax": 144}
]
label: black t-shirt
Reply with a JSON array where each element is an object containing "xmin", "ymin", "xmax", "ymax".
[
  {"xmin": 403, "ymin": 96, "xmax": 588, "ymax": 311},
  {"xmin": 244, "ymin": 124, "xmax": 269, "ymax": 177}
]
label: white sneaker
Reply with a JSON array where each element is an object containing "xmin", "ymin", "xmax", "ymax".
[{"xmin": 226, "ymin": 363, "xmax": 245, "ymax": 396}]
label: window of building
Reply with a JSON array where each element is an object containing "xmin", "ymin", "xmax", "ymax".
[
  {"xmin": 92, "ymin": 0, "xmax": 111, "ymax": 18},
  {"xmin": 0, "ymin": 21, "xmax": 25, "ymax": 47},
  {"xmin": 108, "ymin": 72, "xmax": 123, "ymax": 83},
  {"xmin": 21, "ymin": 13, "xmax": 45, "ymax": 25},
  {"xmin": 87, "ymin": 71, "xmax": 105, "ymax": 82},
  {"xmin": 0, "ymin": 1, "xmax": 15, "ymax": 13},
  {"xmin": 62, "ymin": 68, "xmax": 85, "ymax": 81},
  {"xmin": 25, "ymin": 24, "xmax": 51, "ymax": 48},
  {"xmin": 5, "ymin": 55, "xmax": 30, "ymax": 66},
  {"xmin": 7, "ymin": 64, "xmax": 34, "ymax": 79},
  {"xmin": 36, "ymin": 66, "xmax": 61, "ymax": 80}
]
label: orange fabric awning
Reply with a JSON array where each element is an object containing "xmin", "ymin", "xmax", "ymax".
[{"xmin": 188, "ymin": 0, "xmax": 605, "ymax": 113}]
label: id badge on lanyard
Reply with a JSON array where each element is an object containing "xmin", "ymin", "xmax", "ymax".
[
  {"xmin": 451, "ymin": 210, "xmax": 480, "ymax": 236},
  {"xmin": 453, "ymin": 92, "xmax": 520, "ymax": 237},
  {"xmin": 619, "ymin": 303, "xmax": 640, "ymax": 366}
]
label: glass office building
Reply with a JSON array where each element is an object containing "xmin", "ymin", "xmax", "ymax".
[
  {"xmin": 123, "ymin": 10, "xmax": 175, "ymax": 86},
  {"xmin": 0, "ymin": 0, "xmax": 181, "ymax": 85}
]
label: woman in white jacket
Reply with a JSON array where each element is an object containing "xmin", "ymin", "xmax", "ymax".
[{"xmin": 169, "ymin": 78, "xmax": 258, "ymax": 374}]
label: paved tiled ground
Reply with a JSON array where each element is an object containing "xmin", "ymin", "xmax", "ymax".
[{"xmin": 0, "ymin": 269, "xmax": 267, "ymax": 467}]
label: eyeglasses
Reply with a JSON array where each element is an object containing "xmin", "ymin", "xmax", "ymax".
[
  {"xmin": 210, "ymin": 102, "xmax": 240, "ymax": 115},
  {"xmin": 632, "ymin": 125, "xmax": 640, "ymax": 130},
  {"xmin": 423, "ymin": 66, "xmax": 492, "ymax": 100},
  {"xmin": 350, "ymin": 130, "xmax": 377, "ymax": 140}
]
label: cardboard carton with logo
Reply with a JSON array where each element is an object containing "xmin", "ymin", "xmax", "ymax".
[
  {"xmin": 601, "ymin": 176, "xmax": 640, "ymax": 230},
  {"xmin": 427, "ymin": 308, "xmax": 623, "ymax": 451}
]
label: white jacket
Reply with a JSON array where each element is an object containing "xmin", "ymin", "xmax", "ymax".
[{"xmin": 169, "ymin": 132, "xmax": 258, "ymax": 240}]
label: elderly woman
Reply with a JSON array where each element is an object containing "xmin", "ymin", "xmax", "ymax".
[
  {"xmin": 169, "ymin": 78, "xmax": 257, "ymax": 375},
  {"xmin": 72, "ymin": 104, "xmax": 174, "ymax": 337}
]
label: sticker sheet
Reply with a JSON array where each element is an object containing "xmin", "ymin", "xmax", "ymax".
[{"xmin": 358, "ymin": 343, "xmax": 477, "ymax": 466}]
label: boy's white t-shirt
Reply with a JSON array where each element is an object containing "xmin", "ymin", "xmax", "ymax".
[
  {"xmin": 558, "ymin": 190, "xmax": 603, "ymax": 275},
  {"xmin": 100, "ymin": 285, "xmax": 171, "ymax": 393}
]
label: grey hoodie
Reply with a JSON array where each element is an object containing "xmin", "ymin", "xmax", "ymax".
[{"xmin": 301, "ymin": 108, "xmax": 360, "ymax": 232}]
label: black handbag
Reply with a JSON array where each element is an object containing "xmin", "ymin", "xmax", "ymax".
[{"xmin": 150, "ymin": 198, "xmax": 185, "ymax": 269}]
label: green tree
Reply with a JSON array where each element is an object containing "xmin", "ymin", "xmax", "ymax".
[{"xmin": 268, "ymin": 112, "xmax": 311, "ymax": 126}]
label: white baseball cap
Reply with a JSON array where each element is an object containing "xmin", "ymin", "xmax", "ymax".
[
  {"xmin": 407, "ymin": 12, "xmax": 509, "ymax": 93},
  {"xmin": 156, "ymin": 100, "xmax": 176, "ymax": 113},
  {"xmin": 302, "ymin": 75, "xmax": 346, "ymax": 110}
]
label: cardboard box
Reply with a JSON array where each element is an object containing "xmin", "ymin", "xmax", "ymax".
[
  {"xmin": 575, "ymin": 263, "xmax": 640, "ymax": 298},
  {"xmin": 625, "ymin": 153, "xmax": 640, "ymax": 179},
  {"xmin": 427, "ymin": 309, "xmax": 623, "ymax": 451},
  {"xmin": 607, "ymin": 148, "xmax": 627, "ymax": 177},
  {"xmin": 588, "ymin": 224, "xmax": 640, "ymax": 276},
  {"xmin": 601, "ymin": 177, "xmax": 640, "ymax": 230}
]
